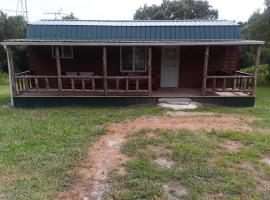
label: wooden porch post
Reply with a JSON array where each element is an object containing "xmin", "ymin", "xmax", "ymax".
[
  {"xmin": 148, "ymin": 47, "xmax": 152, "ymax": 96},
  {"xmin": 251, "ymin": 45, "xmax": 262, "ymax": 96},
  {"xmin": 103, "ymin": 47, "xmax": 108, "ymax": 96},
  {"xmin": 55, "ymin": 47, "xmax": 62, "ymax": 96},
  {"xmin": 201, "ymin": 46, "xmax": 210, "ymax": 96},
  {"xmin": 4, "ymin": 46, "xmax": 16, "ymax": 106}
]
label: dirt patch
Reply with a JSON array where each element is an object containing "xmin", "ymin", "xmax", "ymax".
[
  {"xmin": 240, "ymin": 161, "xmax": 270, "ymax": 193},
  {"xmin": 57, "ymin": 113, "xmax": 255, "ymax": 199},
  {"xmin": 155, "ymin": 158, "xmax": 174, "ymax": 168},
  {"xmin": 262, "ymin": 157, "xmax": 270, "ymax": 165},
  {"xmin": 120, "ymin": 114, "xmax": 253, "ymax": 132},
  {"xmin": 149, "ymin": 145, "xmax": 171, "ymax": 157},
  {"xmin": 163, "ymin": 182, "xmax": 187, "ymax": 199},
  {"xmin": 57, "ymin": 124, "xmax": 134, "ymax": 200},
  {"xmin": 167, "ymin": 111, "xmax": 214, "ymax": 117},
  {"xmin": 224, "ymin": 140, "xmax": 245, "ymax": 151}
]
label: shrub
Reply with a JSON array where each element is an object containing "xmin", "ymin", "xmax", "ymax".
[
  {"xmin": 241, "ymin": 64, "xmax": 270, "ymax": 86},
  {"xmin": 0, "ymin": 73, "xmax": 9, "ymax": 85}
]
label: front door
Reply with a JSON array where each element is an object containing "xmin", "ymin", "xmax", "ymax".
[{"xmin": 160, "ymin": 47, "xmax": 179, "ymax": 88}]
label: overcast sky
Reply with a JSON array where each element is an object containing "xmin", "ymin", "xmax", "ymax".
[{"xmin": 1, "ymin": 0, "xmax": 266, "ymax": 22}]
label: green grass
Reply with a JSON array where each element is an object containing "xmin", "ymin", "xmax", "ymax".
[
  {"xmin": 108, "ymin": 129, "xmax": 270, "ymax": 200},
  {"xmin": 0, "ymin": 88, "xmax": 163, "ymax": 200},
  {"xmin": 1, "ymin": 81, "xmax": 270, "ymax": 199},
  {"xmin": 0, "ymin": 72, "xmax": 9, "ymax": 85},
  {"xmin": 0, "ymin": 85, "xmax": 10, "ymax": 105}
]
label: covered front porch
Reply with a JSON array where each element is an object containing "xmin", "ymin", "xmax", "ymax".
[{"xmin": 5, "ymin": 44, "xmax": 261, "ymax": 100}]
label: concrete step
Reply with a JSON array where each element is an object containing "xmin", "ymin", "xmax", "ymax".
[
  {"xmin": 158, "ymin": 98, "xmax": 192, "ymax": 105},
  {"xmin": 158, "ymin": 98, "xmax": 201, "ymax": 111}
]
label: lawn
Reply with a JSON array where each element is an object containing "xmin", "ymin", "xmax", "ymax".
[
  {"xmin": 105, "ymin": 87, "xmax": 270, "ymax": 199},
  {"xmin": 1, "ymin": 82, "xmax": 270, "ymax": 199},
  {"xmin": 0, "ymin": 84, "xmax": 163, "ymax": 200}
]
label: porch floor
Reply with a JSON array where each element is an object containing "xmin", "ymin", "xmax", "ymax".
[{"xmin": 15, "ymin": 88, "xmax": 251, "ymax": 98}]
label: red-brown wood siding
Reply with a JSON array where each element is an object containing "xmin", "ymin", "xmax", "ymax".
[{"xmin": 27, "ymin": 45, "xmax": 239, "ymax": 89}]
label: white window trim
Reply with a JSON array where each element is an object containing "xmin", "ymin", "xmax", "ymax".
[
  {"xmin": 52, "ymin": 46, "xmax": 73, "ymax": 59},
  {"xmin": 120, "ymin": 46, "xmax": 147, "ymax": 73}
]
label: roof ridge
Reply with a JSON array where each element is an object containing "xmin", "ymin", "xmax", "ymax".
[{"xmin": 38, "ymin": 19, "xmax": 235, "ymax": 22}]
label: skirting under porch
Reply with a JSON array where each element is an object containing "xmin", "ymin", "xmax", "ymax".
[{"xmin": 13, "ymin": 95, "xmax": 255, "ymax": 108}]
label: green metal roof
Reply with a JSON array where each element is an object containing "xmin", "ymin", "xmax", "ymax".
[{"xmin": 26, "ymin": 20, "xmax": 241, "ymax": 41}]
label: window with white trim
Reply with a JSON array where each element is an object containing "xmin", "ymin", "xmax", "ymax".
[
  {"xmin": 52, "ymin": 46, "xmax": 73, "ymax": 59},
  {"xmin": 120, "ymin": 47, "xmax": 146, "ymax": 72}
]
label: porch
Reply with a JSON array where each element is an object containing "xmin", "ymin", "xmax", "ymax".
[{"xmin": 10, "ymin": 45, "xmax": 260, "ymax": 99}]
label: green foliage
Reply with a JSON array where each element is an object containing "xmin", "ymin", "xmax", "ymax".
[
  {"xmin": 241, "ymin": 64, "xmax": 270, "ymax": 85},
  {"xmin": 240, "ymin": 1, "xmax": 270, "ymax": 68},
  {"xmin": 134, "ymin": 0, "xmax": 218, "ymax": 20},
  {"xmin": 0, "ymin": 11, "xmax": 27, "ymax": 72},
  {"xmin": 0, "ymin": 72, "xmax": 8, "ymax": 85}
]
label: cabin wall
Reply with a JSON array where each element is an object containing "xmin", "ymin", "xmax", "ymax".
[
  {"xmin": 27, "ymin": 45, "xmax": 239, "ymax": 89},
  {"xmin": 179, "ymin": 46, "xmax": 239, "ymax": 88}
]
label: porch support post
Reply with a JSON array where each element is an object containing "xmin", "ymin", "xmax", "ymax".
[
  {"xmin": 251, "ymin": 45, "xmax": 262, "ymax": 96},
  {"xmin": 103, "ymin": 47, "xmax": 108, "ymax": 96},
  {"xmin": 201, "ymin": 46, "xmax": 210, "ymax": 96},
  {"xmin": 55, "ymin": 47, "xmax": 62, "ymax": 96},
  {"xmin": 4, "ymin": 46, "xmax": 16, "ymax": 106},
  {"xmin": 148, "ymin": 47, "xmax": 152, "ymax": 96}
]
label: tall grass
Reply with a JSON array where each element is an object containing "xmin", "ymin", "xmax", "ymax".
[{"xmin": 0, "ymin": 73, "xmax": 9, "ymax": 85}]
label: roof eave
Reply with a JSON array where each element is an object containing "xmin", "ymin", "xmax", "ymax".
[{"xmin": 1, "ymin": 40, "xmax": 265, "ymax": 46}]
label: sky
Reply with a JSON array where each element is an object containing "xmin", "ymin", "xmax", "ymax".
[{"xmin": 0, "ymin": 0, "xmax": 266, "ymax": 22}]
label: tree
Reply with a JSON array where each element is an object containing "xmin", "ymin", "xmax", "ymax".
[
  {"xmin": 62, "ymin": 12, "xmax": 78, "ymax": 20},
  {"xmin": 240, "ymin": 0, "xmax": 270, "ymax": 78},
  {"xmin": 0, "ymin": 12, "xmax": 27, "ymax": 72},
  {"xmin": 134, "ymin": 0, "xmax": 218, "ymax": 20}
]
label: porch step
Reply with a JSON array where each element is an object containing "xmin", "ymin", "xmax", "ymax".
[{"xmin": 158, "ymin": 98, "xmax": 201, "ymax": 111}]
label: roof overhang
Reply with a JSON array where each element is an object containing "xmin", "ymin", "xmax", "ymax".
[{"xmin": 1, "ymin": 39, "xmax": 265, "ymax": 46}]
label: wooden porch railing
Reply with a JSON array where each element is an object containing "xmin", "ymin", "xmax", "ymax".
[
  {"xmin": 205, "ymin": 71, "xmax": 254, "ymax": 94},
  {"xmin": 13, "ymin": 73, "xmax": 150, "ymax": 96}
]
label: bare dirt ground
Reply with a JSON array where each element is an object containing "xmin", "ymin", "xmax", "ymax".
[{"xmin": 57, "ymin": 112, "xmax": 255, "ymax": 200}]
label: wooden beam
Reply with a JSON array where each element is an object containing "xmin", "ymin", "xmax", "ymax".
[
  {"xmin": 55, "ymin": 47, "xmax": 62, "ymax": 96},
  {"xmin": 5, "ymin": 46, "xmax": 16, "ymax": 106},
  {"xmin": 201, "ymin": 46, "xmax": 210, "ymax": 95},
  {"xmin": 148, "ymin": 47, "xmax": 152, "ymax": 96},
  {"xmin": 103, "ymin": 47, "xmax": 108, "ymax": 96},
  {"xmin": 251, "ymin": 45, "xmax": 262, "ymax": 96}
]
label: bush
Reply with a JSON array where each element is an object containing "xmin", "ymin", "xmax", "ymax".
[
  {"xmin": 241, "ymin": 64, "xmax": 270, "ymax": 86},
  {"xmin": 0, "ymin": 73, "xmax": 9, "ymax": 85}
]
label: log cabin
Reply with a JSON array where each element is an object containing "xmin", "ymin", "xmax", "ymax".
[{"xmin": 1, "ymin": 20, "xmax": 265, "ymax": 107}]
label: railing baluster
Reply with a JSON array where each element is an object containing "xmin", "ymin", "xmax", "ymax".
[
  {"xmin": 116, "ymin": 79, "xmax": 119, "ymax": 91},
  {"xmin": 233, "ymin": 78, "xmax": 237, "ymax": 90},
  {"xmin": 45, "ymin": 77, "xmax": 49, "ymax": 89},
  {"xmin": 82, "ymin": 79, "xmax": 85, "ymax": 90},
  {"xmin": 223, "ymin": 78, "xmax": 226, "ymax": 90},
  {"xmin": 92, "ymin": 79, "xmax": 95, "ymax": 90},
  {"xmin": 34, "ymin": 78, "xmax": 39, "ymax": 89},
  {"xmin": 243, "ymin": 78, "xmax": 247, "ymax": 90},
  {"xmin": 213, "ymin": 78, "xmax": 216, "ymax": 91},
  {"xmin": 126, "ymin": 78, "xmax": 129, "ymax": 91},
  {"xmin": 17, "ymin": 78, "xmax": 21, "ymax": 92},
  {"xmin": 136, "ymin": 79, "xmax": 139, "ymax": 91},
  {"xmin": 71, "ymin": 78, "xmax": 75, "ymax": 91}
]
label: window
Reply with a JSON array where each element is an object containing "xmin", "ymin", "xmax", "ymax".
[
  {"xmin": 52, "ymin": 46, "xmax": 73, "ymax": 58},
  {"xmin": 120, "ymin": 47, "xmax": 146, "ymax": 72}
]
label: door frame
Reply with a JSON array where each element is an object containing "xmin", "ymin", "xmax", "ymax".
[{"xmin": 160, "ymin": 46, "xmax": 180, "ymax": 88}]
